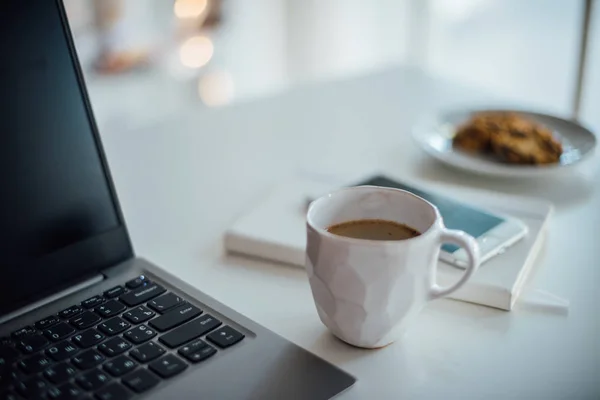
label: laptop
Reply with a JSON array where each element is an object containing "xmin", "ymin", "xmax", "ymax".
[{"xmin": 0, "ymin": 1, "xmax": 356, "ymax": 399}]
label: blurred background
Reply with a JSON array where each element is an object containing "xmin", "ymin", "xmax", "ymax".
[{"xmin": 63, "ymin": 0, "xmax": 600, "ymax": 137}]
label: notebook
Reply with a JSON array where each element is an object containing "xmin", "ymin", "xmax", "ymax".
[{"xmin": 224, "ymin": 175, "xmax": 553, "ymax": 310}]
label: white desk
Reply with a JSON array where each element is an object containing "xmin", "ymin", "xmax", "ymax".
[{"xmin": 101, "ymin": 67, "xmax": 600, "ymax": 399}]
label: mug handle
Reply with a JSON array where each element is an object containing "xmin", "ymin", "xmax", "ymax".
[{"xmin": 428, "ymin": 228, "xmax": 480, "ymax": 300}]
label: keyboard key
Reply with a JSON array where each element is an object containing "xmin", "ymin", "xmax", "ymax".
[
  {"xmin": 94, "ymin": 383, "xmax": 132, "ymax": 400},
  {"xmin": 81, "ymin": 296, "xmax": 105, "ymax": 310},
  {"xmin": 98, "ymin": 338, "xmax": 131, "ymax": 357},
  {"xmin": 148, "ymin": 304, "xmax": 201, "ymax": 333},
  {"xmin": 119, "ymin": 284, "xmax": 165, "ymax": 307},
  {"xmin": 46, "ymin": 341, "xmax": 79, "ymax": 361},
  {"xmin": 178, "ymin": 339, "xmax": 217, "ymax": 363},
  {"xmin": 44, "ymin": 323, "xmax": 76, "ymax": 342},
  {"xmin": 0, "ymin": 390, "xmax": 20, "ymax": 400},
  {"xmin": 17, "ymin": 334, "xmax": 49, "ymax": 354},
  {"xmin": 44, "ymin": 362, "xmax": 78, "ymax": 384},
  {"xmin": 148, "ymin": 354, "xmax": 187, "ymax": 378},
  {"xmin": 47, "ymin": 387, "xmax": 63, "ymax": 399},
  {"xmin": 0, "ymin": 345, "xmax": 19, "ymax": 367},
  {"xmin": 18, "ymin": 353, "xmax": 52, "ymax": 374},
  {"xmin": 122, "ymin": 369, "xmax": 159, "ymax": 394},
  {"xmin": 177, "ymin": 339, "xmax": 207, "ymax": 357},
  {"xmin": 11, "ymin": 326, "xmax": 35, "ymax": 339},
  {"xmin": 35, "ymin": 315, "xmax": 61, "ymax": 330},
  {"xmin": 103, "ymin": 356, "xmax": 137, "ymax": 377},
  {"xmin": 125, "ymin": 276, "xmax": 150, "ymax": 290},
  {"xmin": 0, "ymin": 367, "xmax": 23, "ymax": 389},
  {"xmin": 103, "ymin": 286, "xmax": 127, "ymax": 299},
  {"xmin": 72, "ymin": 329, "xmax": 105, "ymax": 349},
  {"xmin": 58, "ymin": 305, "xmax": 83, "ymax": 320},
  {"xmin": 123, "ymin": 326, "xmax": 156, "ymax": 345},
  {"xmin": 95, "ymin": 301, "xmax": 126, "ymax": 319},
  {"xmin": 147, "ymin": 293, "xmax": 185, "ymax": 313},
  {"xmin": 122, "ymin": 306, "xmax": 155, "ymax": 325},
  {"xmin": 98, "ymin": 318, "xmax": 130, "ymax": 336},
  {"xmin": 207, "ymin": 326, "xmax": 245, "ymax": 349},
  {"xmin": 47, "ymin": 382, "xmax": 84, "ymax": 400},
  {"xmin": 181, "ymin": 345, "xmax": 216, "ymax": 363},
  {"xmin": 70, "ymin": 312, "xmax": 102, "ymax": 330},
  {"xmin": 15, "ymin": 376, "xmax": 48, "ymax": 398},
  {"xmin": 76, "ymin": 369, "xmax": 110, "ymax": 391},
  {"xmin": 159, "ymin": 314, "xmax": 222, "ymax": 349},
  {"xmin": 129, "ymin": 342, "xmax": 165, "ymax": 363},
  {"xmin": 72, "ymin": 350, "xmax": 105, "ymax": 370}
]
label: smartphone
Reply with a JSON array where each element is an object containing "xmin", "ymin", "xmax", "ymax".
[{"xmin": 353, "ymin": 175, "xmax": 528, "ymax": 268}]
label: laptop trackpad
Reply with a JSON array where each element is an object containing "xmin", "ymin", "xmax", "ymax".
[{"xmin": 149, "ymin": 336, "xmax": 355, "ymax": 399}]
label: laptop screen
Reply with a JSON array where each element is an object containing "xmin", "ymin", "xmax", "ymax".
[{"xmin": 0, "ymin": 1, "xmax": 132, "ymax": 314}]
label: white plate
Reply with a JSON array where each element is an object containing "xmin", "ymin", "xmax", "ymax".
[{"xmin": 412, "ymin": 109, "xmax": 597, "ymax": 178}]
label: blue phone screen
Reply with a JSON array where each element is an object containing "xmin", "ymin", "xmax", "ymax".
[{"xmin": 353, "ymin": 176, "xmax": 505, "ymax": 253}]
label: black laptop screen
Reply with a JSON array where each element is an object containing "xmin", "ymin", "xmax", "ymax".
[{"xmin": 0, "ymin": 1, "xmax": 132, "ymax": 313}]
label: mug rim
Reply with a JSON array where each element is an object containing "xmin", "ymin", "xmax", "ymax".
[{"xmin": 306, "ymin": 185, "xmax": 441, "ymax": 245}]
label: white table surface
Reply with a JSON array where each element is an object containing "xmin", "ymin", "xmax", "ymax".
[{"xmin": 100, "ymin": 67, "xmax": 600, "ymax": 399}]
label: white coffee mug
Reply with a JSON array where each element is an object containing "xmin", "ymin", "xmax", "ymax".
[{"xmin": 305, "ymin": 186, "xmax": 480, "ymax": 348}]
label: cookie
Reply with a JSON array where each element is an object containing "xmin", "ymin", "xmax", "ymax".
[
  {"xmin": 453, "ymin": 112, "xmax": 516, "ymax": 153},
  {"xmin": 453, "ymin": 124, "xmax": 491, "ymax": 153},
  {"xmin": 490, "ymin": 124, "xmax": 563, "ymax": 165},
  {"xmin": 452, "ymin": 112, "xmax": 563, "ymax": 165}
]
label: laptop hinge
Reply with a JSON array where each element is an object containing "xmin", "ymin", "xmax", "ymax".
[{"xmin": 0, "ymin": 273, "xmax": 104, "ymax": 325}]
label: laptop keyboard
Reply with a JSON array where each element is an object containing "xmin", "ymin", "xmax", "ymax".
[{"xmin": 0, "ymin": 276, "xmax": 245, "ymax": 400}]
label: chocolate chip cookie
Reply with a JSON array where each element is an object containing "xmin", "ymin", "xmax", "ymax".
[
  {"xmin": 490, "ymin": 123, "xmax": 563, "ymax": 165},
  {"xmin": 452, "ymin": 112, "xmax": 563, "ymax": 165},
  {"xmin": 453, "ymin": 112, "xmax": 516, "ymax": 153}
]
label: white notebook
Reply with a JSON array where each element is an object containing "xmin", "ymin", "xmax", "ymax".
[{"xmin": 224, "ymin": 176, "xmax": 553, "ymax": 310}]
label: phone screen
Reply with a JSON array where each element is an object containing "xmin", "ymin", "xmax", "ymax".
[{"xmin": 353, "ymin": 176, "xmax": 505, "ymax": 253}]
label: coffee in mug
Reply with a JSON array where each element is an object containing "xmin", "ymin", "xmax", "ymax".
[{"xmin": 327, "ymin": 219, "xmax": 420, "ymax": 241}]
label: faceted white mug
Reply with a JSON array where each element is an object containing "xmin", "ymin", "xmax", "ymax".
[{"xmin": 305, "ymin": 186, "xmax": 480, "ymax": 348}]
